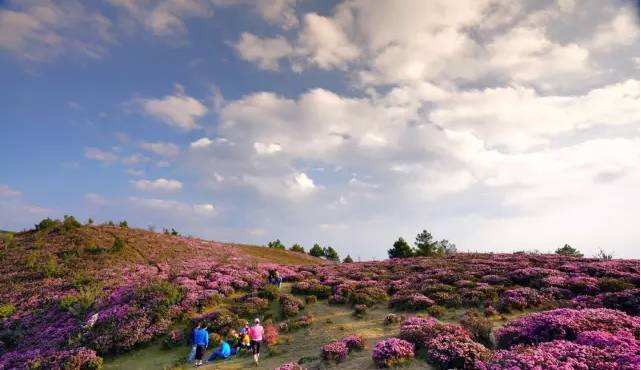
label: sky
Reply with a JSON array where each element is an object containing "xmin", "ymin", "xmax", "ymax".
[{"xmin": 0, "ymin": 0, "xmax": 639, "ymax": 259}]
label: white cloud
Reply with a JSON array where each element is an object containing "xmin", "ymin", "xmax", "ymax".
[
  {"xmin": 129, "ymin": 196, "xmax": 217, "ymax": 217},
  {"xmin": 133, "ymin": 178, "xmax": 183, "ymax": 192},
  {"xmin": 253, "ymin": 142, "xmax": 282, "ymax": 155},
  {"xmin": 190, "ymin": 137, "xmax": 213, "ymax": 149},
  {"xmin": 590, "ymin": 10, "xmax": 639, "ymax": 51},
  {"xmin": 85, "ymin": 147, "xmax": 118, "ymax": 163},
  {"xmin": 295, "ymin": 13, "xmax": 360, "ymax": 70},
  {"xmin": 254, "ymin": 0, "xmax": 298, "ymax": 30},
  {"xmin": 140, "ymin": 141, "xmax": 180, "ymax": 157},
  {"xmin": 235, "ymin": 32, "xmax": 293, "ymax": 71},
  {"xmin": 138, "ymin": 85, "xmax": 207, "ymax": 130},
  {"xmin": 0, "ymin": 0, "xmax": 112, "ymax": 61},
  {"xmin": 107, "ymin": 0, "xmax": 214, "ymax": 37}
]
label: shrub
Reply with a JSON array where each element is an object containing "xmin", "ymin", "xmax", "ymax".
[
  {"xmin": 389, "ymin": 293, "xmax": 434, "ymax": 311},
  {"xmin": 459, "ymin": 310, "xmax": 493, "ymax": 345},
  {"xmin": 372, "ymin": 338, "xmax": 415, "ymax": 368},
  {"xmin": 342, "ymin": 334, "xmax": 365, "ymax": 351},
  {"xmin": 290, "ymin": 244, "xmax": 305, "ymax": 253},
  {"xmin": 598, "ymin": 278, "xmax": 635, "ymax": 293},
  {"xmin": 429, "ymin": 292, "xmax": 462, "ymax": 308},
  {"xmin": 59, "ymin": 285, "xmax": 101, "ymax": 317},
  {"xmin": 280, "ymin": 294, "xmax": 304, "ymax": 317},
  {"xmin": 321, "ymin": 340, "xmax": 349, "ymax": 363},
  {"xmin": 233, "ymin": 296, "xmax": 269, "ymax": 317},
  {"xmin": 555, "ymin": 244, "xmax": 583, "ymax": 257},
  {"xmin": 425, "ymin": 334, "xmax": 490, "ymax": 369},
  {"xmin": 353, "ymin": 304, "xmax": 367, "ymax": 317},
  {"xmin": 62, "ymin": 215, "xmax": 82, "ymax": 232},
  {"xmin": 35, "ymin": 217, "xmax": 59, "ymax": 231},
  {"xmin": 308, "ymin": 244, "xmax": 324, "ymax": 257},
  {"xmin": 291, "ymin": 281, "xmax": 331, "ymax": 298},
  {"xmin": 305, "ymin": 295, "xmax": 317, "ymax": 304},
  {"xmin": 0, "ymin": 303, "xmax": 16, "ymax": 319},
  {"xmin": 112, "ymin": 237, "xmax": 125, "ymax": 252},
  {"xmin": 498, "ymin": 287, "xmax": 544, "ymax": 311},
  {"xmin": 275, "ymin": 363, "xmax": 303, "ymax": 370},
  {"xmin": 426, "ymin": 305, "xmax": 445, "ymax": 318},
  {"xmin": 384, "ymin": 313, "xmax": 401, "ymax": 325},
  {"xmin": 601, "ymin": 289, "xmax": 640, "ymax": 316},
  {"xmin": 257, "ymin": 284, "xmax": 281, "ymax": 301},
  {"xmin": 348, "ymin": 286, "xmax": 388, "ymax": 307},
  {"xmin": 267, "ymin": 239, "xmax": 286, "ymax": 249},
  {"xmin": 289, "ymin": 314, "xmax": 313, "ymax": 329},
  {"xmin": 495, "ymin": 308, "xmax": 640, "ymax": 349},
  {"xmin": 399, "ymin": 316, "xmax": 470, "ymax": 348},
  {"xmin": 264, "ymin": 324, "xmax": 279, "ymax": 346},
  {"xmin": 119, "ymin": 221, "xmax": 128, "ymax": 228},
  {"xmin": 162, "ymin": 330, "xmax": 184, "ymax": 348}
]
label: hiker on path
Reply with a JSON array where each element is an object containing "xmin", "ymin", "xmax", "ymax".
[
  {"xmin": 193, "ymin": 324, "xmax": 209, "ymax": 367},
  {"xmin": 186, "ymin": 322, "xmax": 201, "ymax": 363},
  {"xmin": 249, "ymin": 318, "xmax": 264, "ymax": 366}
]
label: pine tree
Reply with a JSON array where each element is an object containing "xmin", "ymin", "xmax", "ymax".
[
  {"xmin": 388, "ymin": 237, "xmax": 415, "ymax": 258},
  {"xmin": 309, "ymin": 244, "xmax": 324, "ymax": 257}
]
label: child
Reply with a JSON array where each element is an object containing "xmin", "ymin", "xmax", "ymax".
[
  {"xmin": 193, "ymin": 325, "xmax": 209, "ymax": 367},
  {"xmin": 249, "ymin": 318, "xmax": 264, "ymax": 366}
]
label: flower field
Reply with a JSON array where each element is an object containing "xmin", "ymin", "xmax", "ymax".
[{"xmin": 0, "ymin": 224, "xmax": 639, "ymax": 369}]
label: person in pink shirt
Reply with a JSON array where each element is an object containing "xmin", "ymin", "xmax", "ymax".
[{"xmin": 248, "ymin": 318, "xmax": 264, "ymax": 366}]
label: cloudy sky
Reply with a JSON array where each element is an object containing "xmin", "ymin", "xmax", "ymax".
[{"xmin": 1, "ymin": 0, "xmax": 639, "ymax": 259}]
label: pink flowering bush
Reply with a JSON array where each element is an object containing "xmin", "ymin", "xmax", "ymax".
[
  {"xmin": 372, "ymin": 338, "xmax": 415, "ymax": 368},
  {"xmin": 321, "ymin": 340, "xmax": 349, "ymax": 363},
  {"xmin": 275, "ymin": 362, "xmax": 303, "ymax": 370},
  {"xmin": 280, "ymin": 294, "xmax": 305, "ymax": 317},
  {"xmin": 425, "ymin": 334, "xmax": 490, "ymax": 369},
  {"xmin": 496, "ymin": 308, "xmax": 639, "ymax": 349},
  {"xmin": 341, "ymin": 334, "xmax": 366, "ymax": 351},
  {"xmin": 498, "ymin": 287, "xmax": 544, "ymax": 311}
]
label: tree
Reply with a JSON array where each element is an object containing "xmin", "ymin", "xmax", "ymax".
[
  {"xmin": 290, "ymin": 244, "xmax": 305, "ymax": 253},
  {"xmin": 309, "ymin": 244, "xmax": 324, "ymax": 257},
  {"xmin": 388, "ymin": 237, "xmax": 415, "ymax": 258},
  {"xmin": 555, "ymin": 244, "xmax": 583, "ymax": 258},
  {"xmin": 323, "ymin": 246, "xmax": 340, "ymax": 262},
  {"xmin": 596, "ymin": 249, "xmax": 613, "ymax": 261},
  {"xmin": 414, "ymin": 230, "xmax": 441, "ymax": 256},
  {"xmin": 438, "ymin": 240, "xmax": 457, "ymax": 254},
  {"xmin": 343, "ymin": 255, "xmax": 354, "ymax": 263},
  {"xmin": 86, "ymin": 218, "xmax": 94, "ymax": 225},
  {"xmin": 119, "ymin": 220, "xmax": 128, "ymax": 228},
  {"xmin": 266, "ymin": 239, "xmax": 285, "ymax": 249}
]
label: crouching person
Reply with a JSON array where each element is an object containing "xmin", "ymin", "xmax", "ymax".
[{"xmin": 207, "ymin": 339, "xmax": 231, "ymax": 362}]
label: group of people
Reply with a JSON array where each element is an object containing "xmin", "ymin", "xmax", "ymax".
[
  {"xmin": 187, "ymin": 270, "xmax": 283, "ymax": 367},
  {"xmin": 187, "ymin": 318, "xmax": 264, "ymax": 367}
]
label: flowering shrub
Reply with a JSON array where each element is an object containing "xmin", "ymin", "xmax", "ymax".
[
  {"xmin": 372, "ymin": 338, "xmax": 415, "ymax": 368},
  {"xmin": 289, "ymin": 314, "xmax": 313, "ymax": 329},
  {"xmin": 353, "ymin": 303, "xmax": 368, "ymax": 317},
  {"xmin": 321, "ymin": 341, "xmax": 349, "ymax": 363},
  {"xmin": 389, "ymin": 293, "xmax": 434, "ymax": 311},
  {"xmin": 495, "ymin": 308, "xmax": 639, "ymax": 349},
  {"xmin": 459, "ymin": 310, "xmax": 493, "ymax": 345},
  {"xmin": 425, "ymin": 334, "xmax": 490, "ymax": 369},
  {"xmin": 348, "ymin": 286, "xmax": 388, "ymax": 307},
  {"xmin": 291, "ymin": 281, "xmax": 332, "ymax": 298},
  {"xmin": 264, "ymin": 324, "xmax": 279, "ymax": 346},
  {"xmin": 162, "ymin": 329, "xmax": 184, "ymax": 349},
  {"xmin": 280, "ymin": 294, "xmax": 305, "ymax": 317},
  {"xmin": 483, "ymin": 340, "xmax": 640, "ymax": 369},
  {"xmin": 341, "ymin": 334, "xmax": 366, "ymax": 351},
  {"xmin": 275, "ymin": 362, "xmax": 303, "ymax": 370},
  {"xmin": 498, "ymin": 287, "xmax": 544, "ymax": 311},
  {"xmin": 233, "ymin": 295, "xmax": 269, "ymax": 317}
]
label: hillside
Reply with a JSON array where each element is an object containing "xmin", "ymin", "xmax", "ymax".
[{"xmin": 0, "ymin": 221, "xmax": 638, "ymax": 370}]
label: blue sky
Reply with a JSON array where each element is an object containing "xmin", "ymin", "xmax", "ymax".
[{"xmin": 1, "ymin": 0, "xmax": 639, "ymax": 259}]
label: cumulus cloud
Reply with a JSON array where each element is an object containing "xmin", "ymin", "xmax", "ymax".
[
  {"xmin": 137, "ymin": 85, "xmax": 207, "ymax": 130},
  {"xmin": 133, "ymin": 178, "xmax": 183, "ymax": 192},
  {"xmin": 0, "ymin": 0, "xmax": 112, "ymax": 61},
  {"xmin": 235, "ymin": 33, "xmax": 293, "ymax": 71},
  {"xmin": 107, "ymin": 0, "xmax": 214, "ymax": 37},
  {"xmin": 129, "ymin": 196, "xmax": 216, "ymax": 217},
  {"xmin": 140, "ymin": 141, "xmax": 180, "ymax": 157}
]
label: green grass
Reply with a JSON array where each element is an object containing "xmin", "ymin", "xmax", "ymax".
[{"xmin": 104, "ymin": 284, "xmax": 529, "ymax": 370}]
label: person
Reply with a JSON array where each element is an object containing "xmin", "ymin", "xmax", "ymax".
[
  {"xmin": 248, "ymin": 318, "xmax": 264, "ymax": 366},
  {"xmin": 193, "ymin": 324, "xmax": 209, "ymax": 367},
  {"xmin": 207, "ymin": 338, "xmax": 231, "ymax": 362},
  {"xmin": 186, "ymin": 322, "xmax": 201, "ymax": 363},
  {"xmin": 227, "ymin": 329, "xmax": 240, "ymax": 353},
  {"xmin": 273, "ymin": 270, "xmax": 282, "ymax": 288},
  {"xmin": 239, "ymin": 324, "xmax": 251, "ymax": 352}
]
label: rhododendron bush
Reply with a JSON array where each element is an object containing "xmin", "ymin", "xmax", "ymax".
[{"xmin": 372, "ymin": 338, "xmax": 415, "ymax": 368}]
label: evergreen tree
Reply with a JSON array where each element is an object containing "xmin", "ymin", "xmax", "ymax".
[
  {"xmin": 343, "ymin": 255, "xmax": 354, "ymax": 263},
  {"xmin": 555, "ymin": 244, "xmax": 583, "ymax": 258},
  {"xmin": 266, "ymin": 239, "xmax": 286, "ymax": 249},
  {"xmin": 323, "ymin": 246, "xmax": 340, "ymax": 262},
  {"xmin": 290, "ymin": 244, "xmax": 305, "ymax": 253},
  {"xmin": 414, "ymin": 230, "xmax": 440, "ymax": 256},
  {"xmin": 309, "ymin": 243, "xmax": 324, "ymax": 257},
  {"xmin": 388, "ymin": 237, "xmax": 415, "ymax": 258}
]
